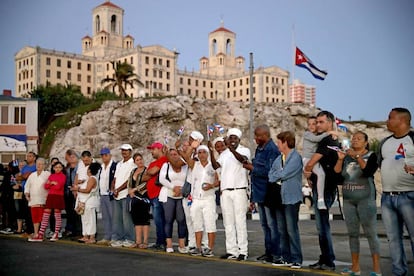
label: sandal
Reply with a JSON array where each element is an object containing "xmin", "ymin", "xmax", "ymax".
[
  {"xmin": 139, "ymin": 243, "xmax": 148, "ymax": 249},
  {"xmin": 85, "ymin": 239, "xmax": 96, "ymax": 244},
  {"xmin": 78, "ymin": 237, "xmax": 88, "ymax": 243}
]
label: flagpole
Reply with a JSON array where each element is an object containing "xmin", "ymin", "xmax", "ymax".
[{"xmin": 291, "ymin": 24, "xmax": 296, "ymax": 103}]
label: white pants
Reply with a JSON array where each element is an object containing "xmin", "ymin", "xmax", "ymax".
[
  {"xmin": 303, "ymin": 157, "xmax": 326, "ymax": 200},
  {"xmin": 81, "ymin": 207, "xmax": 97, "ymax": 236},
  {"xmin": 182, "ymin": 197, "xmax": 208, "ymax": 247},
  {"xmin": 221, "ymin": 189, "xmax": 248, "ymax": 256},
  {"xmin": 190, "ymin": 197, "xmax": 217, "ymax": 233}
]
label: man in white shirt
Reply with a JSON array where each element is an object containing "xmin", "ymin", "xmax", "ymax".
[
  {"xmin": 96, "ymin": 148, "xmax": 117, "ymax": 245},
  {"xmin": 110, "ymin": 144, "xmax": 136, "ymax": 248},
  {"xmin": 213, "ymin": 128, "xmax": 251, "ymax": 261}
]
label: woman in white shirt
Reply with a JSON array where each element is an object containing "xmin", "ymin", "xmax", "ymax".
[{"xmin": 159, "ymin": 149, "xmax": 188, "ymax": 253}]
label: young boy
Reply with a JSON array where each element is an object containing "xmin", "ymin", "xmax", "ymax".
[{"xmin": 302, "ymin": 116, "xmax": 330, "ymax": 210}]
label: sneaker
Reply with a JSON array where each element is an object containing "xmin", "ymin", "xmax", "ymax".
[
  {"xmin": 96, "ymin": 239, "xmax": 110, "ymax": 245},
  {"xmin": 46, "ymin": 230, "xmax": 54, "ymax": 239},
  {"xmin": 191, "ymin": 248, "xmax": 202, "ymax": 256},
  {"xmin": 28, "ymin": 235, "xmax": 43, "ymax": 242},
  {"xmin": 291, "ymin": 263, "xmax": 302, "ymax": 269},
  {"xmin": 202, "ymin": 248, "xmax": 214, "ymax": 257},
  {"xmin": 309, "ymin": 261, "xmax": 335, "ymax": 271},
  {"xmin": 317, "ymin": 199, "xmax": 327, "ymax": 210},
  {"xmin": 237, "ymin": 254, "xmax": 248, "ymax": 261},
  {"xmin": 272, "ymin": 258, "xmax": 292, "ymax": 266},
  {"xmin": 220, "ymin": 253, "xmax": 238, "ymax": 260},
  {"xmin": 369, "ymin": 272, "xmax": 382, "ymax": 276},
  {"xmin": 166, "ymin": 247, "xmax": 174, "ymax": 253},
  {"xmin": 341, "ymin": 268, "xmax": 361, "ymax": 275},
  {"xmin": 110, "ymin": 240, "xmax": 123, "ymax": 248},
  {"xmin": 49, "ymin": 232, "xmax": 59, "ymax": 242},
  {"xmin": 178, "ymin": 247, "xmax": 189, "ymax": 254},
  {"xmin": 122, "ymin": 240, "xmax": 136, "ymax": 248},
  {"xmin": 188, "ymin": 247, "xmax": 197, "ymax": 254},
  {"xmin": 149, "ymin": 243, "xmax": 166, "ymax": 251},
  {"xmin": 0, "ymin": 228, "xmax": 14, "ymax": 235}
]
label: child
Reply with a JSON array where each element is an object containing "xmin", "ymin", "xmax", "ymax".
[
  {"xmin": 302, "ymin": 116, "xmax": 331, "ymax": 210},
  {"xmin": 29, "ymin": 162, "xmax": 66, "ymax": 242}
]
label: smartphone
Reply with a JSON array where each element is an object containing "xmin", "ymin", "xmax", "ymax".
[{"xmin": 327, "ymin": 145, "xmax": 345, "ymax": 153}]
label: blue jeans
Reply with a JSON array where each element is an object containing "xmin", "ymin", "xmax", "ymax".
[
  {"xmin": 276, "ymin": 202, "xmax": 303, "ymax": 264},
  {"xmin": 313, "ymin": 189, "xmax": 335, "ymax": 266},
  {"xmin": 151, "ymin": 197, "xmax": 166, "ymax": 245},
  {"xmin": 381, "ymin": 191, "xmax": 414, "ymax": 276},
  {"xmin": 257, "ymin": 203, "xmax": 281, "ymax": 258},
  {"xmin": 100, "ymin": 195, "xmax": 114, "ymax": 240},
  {"xmin": 112, "ymin": 197, "xmax": 135, "ymax": 241}
]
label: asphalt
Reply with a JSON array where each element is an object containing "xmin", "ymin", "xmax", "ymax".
[{"xmin": 1, "ymin": 205, "xmax": 413, "ymax": 276}]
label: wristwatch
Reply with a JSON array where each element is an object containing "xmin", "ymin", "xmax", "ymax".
[{"xmin": 355, "ymin": 154, "xmax": 360, "ymax": 159}]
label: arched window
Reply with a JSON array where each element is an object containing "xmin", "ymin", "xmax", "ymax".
[
  {"xmin": 226, "ymin": 39, "xmax": 231, "ymax": 55},
  {"xmin": 212, "ymin": 39, "xmax": 217, "ymax": 55},
  {"xmin": 95, "ymin": 15, "xmax": 100, "ymax": 33},
  {"xmin": 111, "ymin": 15, "xmax": 117, "ymax": 33}
]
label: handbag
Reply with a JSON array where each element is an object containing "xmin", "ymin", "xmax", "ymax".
[
  {"xmin": 155, "ymin": 163, "xmax": 170, "ymax": 187},
  {"xmin": 75, "ymin": 201, "xmax": 85, "ymax": 215},
  {"xmin": 181, "ymin": 168, "xmax": 191, "ymax": 198}
]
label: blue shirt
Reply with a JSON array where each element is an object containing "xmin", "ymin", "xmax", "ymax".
[
  {"xmin": 21, "ymin": 164, "xmax": 36, "ymax": 190},
  {"xmin": 251, "ymin": 139, "xmax": 280, "ymax": 203},
  {"xmin": 268, "ymin": 149, "xmax": 303, "ymax": 205}
]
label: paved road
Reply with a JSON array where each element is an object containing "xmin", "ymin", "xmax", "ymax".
[{"xmin": 1, "ymin": 211, "xmax": 413, "ymax": 275}]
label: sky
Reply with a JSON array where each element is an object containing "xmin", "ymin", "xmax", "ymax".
[{"xmin": 1, "ymin": 0, "xmax": 413, "ymax": 123}]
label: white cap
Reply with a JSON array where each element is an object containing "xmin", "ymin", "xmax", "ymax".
[
  {"xmin": 190, "ymin": 131, "xmax": 204, "ymax": 142},
  {"xmin": 197, "ymin": 145, "xmax": 210, "ymax": 157},
  {"xmin": 119, "ymin": 144, "xmax": 133, "ymax": 150},
  {"xmin": 227, "ymin": 128, "xmax": 242, "ymax": 139},
  {"xmin": 212, "ymin": 136, "xmax": 224, "ymax": 146}
]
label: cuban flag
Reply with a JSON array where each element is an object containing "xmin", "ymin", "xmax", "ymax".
[
  {"xmin": 295, "ymin": 47, "xmax": 327, "ymax": 80},
  {"xmin": 213, "ymin": 123, "xmax": 225, "ymax": 134},
  {"xmin": 207, "ymin": 125, "xmax": 214, "ymax": 137},
  {"xmin": 335, "ymin": 118, "xmax": 348, "ymax": 132},
  {"xmin": 176, "ymin": 126, "xmax": 185, "ymax": 136}
]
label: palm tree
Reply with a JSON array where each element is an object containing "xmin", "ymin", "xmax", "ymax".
[{"xmin": 101, "ymin": 61, "xmax": 143, "ymax": 99}]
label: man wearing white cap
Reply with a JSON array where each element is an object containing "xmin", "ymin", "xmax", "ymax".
[
  {"xmin": 213, "ymin": 128, "xmax": 251, "ymax": 261},
  {"xmin": 110, "ymin": 144, "xmax": 136, "ymax": 248}
]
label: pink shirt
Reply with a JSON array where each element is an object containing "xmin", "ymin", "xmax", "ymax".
[{"xmin": 45, "ymin": 172, "xmax": 66, "ymax": 195}]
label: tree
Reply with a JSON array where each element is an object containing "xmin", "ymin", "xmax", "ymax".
[
  {"xmin": 101, "ymin": 61, "xmax": 144, "ymax": 99},
  {"xmin": 26, "ymin": 83, "xmax": 90, "ymax": 136}
]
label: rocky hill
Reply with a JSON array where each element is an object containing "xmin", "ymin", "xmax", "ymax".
[{"xmin": 50, "ymin": 95, "xmax": 390, "ymax": 163}]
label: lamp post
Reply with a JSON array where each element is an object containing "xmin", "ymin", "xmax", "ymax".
[{"xmin": 249, "ymin": 53, "xmax": 254, "ymax": 153}]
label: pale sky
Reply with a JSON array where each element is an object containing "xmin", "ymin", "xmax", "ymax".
[{"xmin": 1, "ymin": 0, "xmax": 413, "ymax": 122}]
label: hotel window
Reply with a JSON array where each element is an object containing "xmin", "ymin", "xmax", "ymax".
[
  {"xmin": 166, "ymin": 60, "xmax": 170, "ymax": 68},
  {"xmin": 46, "ymin": 57, "xmax": 51, "ymax": 65},
  {"xmin": 67, "ymin": 72, "xmax": 71, "ymax": 80},
  {"xmin": 87, "ymin": 87, "xmax": 91, "ymax": 94},
  {"xmin": 203, "ymin": 91, "xmax": 206, "ymax": 98},
  {"xmin": 145, "ymin": 56, "xmax": 149, "ymax": 64},
  {"xmin": 227, "ymin": 92, "xmax": 230, "ymax": 98},
  {"xmin": 195, "ymin": 80, "xmax": 198, "ymax": 86},
  {"xmin": 145, "ymin": 69, "xmax": 149, "ymax": 77},
  {"xmin": 77, "ymin": 74, "xmax": 81, "ymax": 81},
  {"xmin": 246, "ymin": 78, "xmax": 249, "ymax": 85},
  {"xmin": 1, "ymin": 106, "xmax": 8, "ymax": 124},
  {"xmin": 233, "ymin": 91, "xmax": 236, "ymax": 97},
  {"xmin": 87, "ymin": 75, "xmax": 91, "ymax": 83},
  {"xmin": 281, "ymin": 79, "xmax": 284, "ymax": 85},
  {"xmin": 30, "ymin": 70, "xmax": 33, "ymax": 77},
  {"xmin": 210, "ymin": 92, "xmax": 213, "ymax": 98},
  {"xmin": 19, "ymin": 61, "xmax": 21, "ymax": 69},
  {"xmin": 166, "ymin": 72, "xmax": 170, "ymax": 80},
  {"xmin": 188, "ymin": 89, "xmax": 191, "ymax": 95},
  {"xmin": 153, "ymin": 58, "xmax": 157, "ymax": 65},
  {"xmin": 227, "ymin": 82, "xmax": 230, "ymax": 88},
  {"xmin": 195, "ymin": 90, "xmax": 199, "ymax": 97},
  {"xmin": 233, "ymin": 80, "xmax": 236, "ymax": 87},
  {"xmin": 14, "ymin": 106, "xmax": 26, "ymax": 124},
  {"xmin": 203, "ymin": 81, "xmax": 206, "ymax": 88},
  {"xmin": 67, "ymin": 61, "xmax": 72, "ymax": 68},
  {"xmin": 159, "ymin": 71, "xmax": 163, "ymax": 78},
  {"xmin": 153, "ymin": 70, "xmax": 157, "ymax": 78},
  {"xmin": 57, "ymin": 59, "xmax": 61, "ymax": 67},
  {"xmin": 210, "ymin": 82, "xmax": 213, "ymax": 89},
  {"xmin": 187, "ymin": 79, "xmax": 191, "ymax": 85},
  {"xmin": 77, "ymin": 62, "xmax": 81, "ymax": 70},
  {"xmin": 57, "ymin": 71, "xmax": 61, "ymax": 79},
  {"xmin": 130, "ymin": 57, "xmax": 134, "ymax": 64},
  {"xmin": 87, "ymin": 63, "xmax": 91, "ymax": 71},
  {"xmin": 159, "ymin": 59, "xmax": 162, "ymax": 66},
  {"xmin": 266, "ymin": 76, "xmax": 269, "ymax": 83},
  {"xmin": 166, "ymin": 84, "xmax": 170, "ymax": 91}
]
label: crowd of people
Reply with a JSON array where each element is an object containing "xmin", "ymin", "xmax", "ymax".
[{"xmin": 0, "ymin": 107, "xmax": 413, "ymax": 276}]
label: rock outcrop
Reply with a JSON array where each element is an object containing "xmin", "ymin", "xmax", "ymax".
[{"xmin": 50, "ymin": 95, "xmax": 391, "ymax": 163}]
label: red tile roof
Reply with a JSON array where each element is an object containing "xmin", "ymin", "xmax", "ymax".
[
  {"xmin": 210, "ymin": 26, "xmax": 234, "ymax": 34},
  {"xmin": 97, "ymin": 1, "xmax": 123, "ymax": 10},
  {"xmin": 82, "ymin": 35, "xmax": 92, "ymax": 40}
]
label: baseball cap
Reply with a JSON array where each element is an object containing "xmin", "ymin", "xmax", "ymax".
[
  {"xmin": 147, "ymin": 142, "xmax": 163, "ymax": 149},
  {"xmin": 119, "ymin": 144, "xmax": 133, "ymax": 151},
  {"xmin": 190, "ymin": 131, "xmax": 204, "ymax": 142},
  {"xmin": 100, "ymin": 147, "xmax": 111, "ymax": 155}
]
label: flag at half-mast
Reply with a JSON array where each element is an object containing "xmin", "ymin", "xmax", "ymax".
[{"xmin": 295, "ymin": 47, "xmax": 327, "ymax": 80}]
